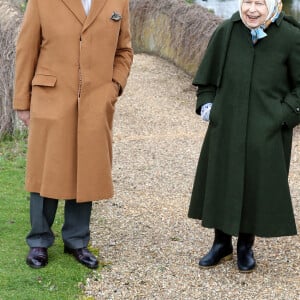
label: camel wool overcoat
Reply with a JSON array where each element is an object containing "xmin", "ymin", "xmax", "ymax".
[
  {"xmin": 188, "ymin": 12, "xmax": 300, "ymax": 237},
  {"xmin": 13, "ymin": 0, "xmax": 133, "ymax": 202}
]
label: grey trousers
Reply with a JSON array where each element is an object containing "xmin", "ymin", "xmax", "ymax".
[{"xmin": 26, "ymin": 192, "xmax": 92, "ymax": 249}]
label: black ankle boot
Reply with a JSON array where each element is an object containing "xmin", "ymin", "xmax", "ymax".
[
  {"xmin": 199, "ymin": 229, "xmax": 233, "ymax": 268},
  {"xmin": 237, "ymin": 233, "xmax": 256, "ymax": 273}
]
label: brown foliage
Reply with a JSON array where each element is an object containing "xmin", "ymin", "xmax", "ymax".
[{"xmin": 129, "ymin": 0, "xmax": 222, "ymax": 76}]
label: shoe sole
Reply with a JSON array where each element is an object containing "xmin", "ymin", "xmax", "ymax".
[
  {"xmin": 238, "ymin": 265, "xmax": 256, "ymax": 273},
  {"xmin": 26, "ymin": 260, "xmax": 48, "ymax": 269},
  {"xmin": 199, "ymin": 253, "xmax": 233, "ymax": 269}
]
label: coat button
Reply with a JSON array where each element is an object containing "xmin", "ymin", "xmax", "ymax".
[{"xmin": 296, "ymin": 107, "xmax": 300, "ymax": 112}]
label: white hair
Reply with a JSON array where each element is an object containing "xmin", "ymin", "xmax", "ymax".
[{"xmin": 239, "ymin": 0, "xmax": 278, "ymax": 21}]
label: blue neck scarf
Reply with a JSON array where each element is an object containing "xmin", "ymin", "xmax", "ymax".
[
  {"xmin": 250, "ymin": 27, "xmax": 267, "ymax": 43},
  {"xmin": 250, "ymin": 11, "xmax": 280, "ymax": 44}
]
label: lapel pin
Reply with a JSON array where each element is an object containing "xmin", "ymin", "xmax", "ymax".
[{"xmin": 111, "ymin": 12, "xmax": 122, "ymax": 21}]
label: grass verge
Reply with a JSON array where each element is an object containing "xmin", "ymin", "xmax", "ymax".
[{"xmin": 0, "ymin": 133, "xmax": 97, "ymax": 300}]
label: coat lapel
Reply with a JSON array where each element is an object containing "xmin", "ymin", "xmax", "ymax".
[
  {"xmin": 82, "ymin": 0, "xmax": 108, "ymax": 33},
  {"xmin": 60, "ymin": 0, "xmax": 86, "ymax": 25}
]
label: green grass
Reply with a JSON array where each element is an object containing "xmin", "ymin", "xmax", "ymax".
[{"xmin": 0, "ymin": 133, "xmax": 97, "ymax": 300}]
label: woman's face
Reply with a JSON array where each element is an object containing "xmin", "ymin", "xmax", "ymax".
[{"xmin": 241, "ymin": 0, "xmax": 269, "ymax": 28}]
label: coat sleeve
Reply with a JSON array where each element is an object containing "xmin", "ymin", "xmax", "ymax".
[
  {"xmin": 13, "ymin": 0, "xmax": 41, "ymax": 110},
  {"xmin": 282, "ymin": 28, "xmax": 300, "ymax": 128},
  {"xmin": 112, "ymin": 0, "xmax": 133, "ymax": 96}
]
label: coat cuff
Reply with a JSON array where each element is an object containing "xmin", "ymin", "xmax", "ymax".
[
  {"xmin": 196, "ymin": 91, "xmax": 216, "ymax": 115},
  {"xmin": 13, "ymin": 97, "xmax": 31, "ymax": 111},
  {"xmin": 281, "ymin": 101, "xmax": 300, "ymax": 128}
]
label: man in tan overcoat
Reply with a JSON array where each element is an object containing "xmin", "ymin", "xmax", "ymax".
[{"xmin": 13, "ymin": 0, "xmax": 133, "ymax": 269}]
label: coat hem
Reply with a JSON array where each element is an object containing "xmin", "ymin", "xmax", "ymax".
[
  {"xmin": 188, "ymin": 215, "xmax": 298, "ymax": 237},
  {"xmin": 26, "ymin": 188, "xmax": 113, "ymax": 202}
]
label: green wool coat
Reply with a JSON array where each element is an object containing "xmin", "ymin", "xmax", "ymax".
[{"xmin": 188, "ymin": 12, "xmax": 300, "ymax": 237}]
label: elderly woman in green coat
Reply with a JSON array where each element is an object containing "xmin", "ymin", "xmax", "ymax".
[{"xmin": 189, "ymin": 0, "xmax": 300, "ymax": 272}]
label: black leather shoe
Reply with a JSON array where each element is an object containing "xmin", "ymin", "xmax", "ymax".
[
  {"xmin": 237, "ymin": 233, "xmax": 256, "ymax": 273},
  {"xmin": 199, "ymin": 229, "xmax": 233, "ymax": 268},
  {"xmin": 26, "ymin": 247, "xmax": 48, "ymax": 269},
  {"xmin": 64, "ymin": 246, "xmax": 99, "ymax": 269}
]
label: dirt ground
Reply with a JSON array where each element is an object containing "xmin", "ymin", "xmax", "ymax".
[{"xmin": 85, "ymin": 54, "xmax": 300, "ymax": 300}]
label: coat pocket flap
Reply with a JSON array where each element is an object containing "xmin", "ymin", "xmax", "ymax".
[{"xmin": 32, "ymin": 74, "xmax": 57, "ymax": 87}]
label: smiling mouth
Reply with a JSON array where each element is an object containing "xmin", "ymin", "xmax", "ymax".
[{"xmin": 247, "ymin": 15, "xmax": 260, "ymax": 20}]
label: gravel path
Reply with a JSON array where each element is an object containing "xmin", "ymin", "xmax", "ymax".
[{"xmin": 85, "ymin": 54, "xmax": 300, "ymax": 300}]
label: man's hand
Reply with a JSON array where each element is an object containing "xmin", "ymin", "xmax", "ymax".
[{"xmin": 17, "ymin": 110, "xmax": 30, "ymax": 127}]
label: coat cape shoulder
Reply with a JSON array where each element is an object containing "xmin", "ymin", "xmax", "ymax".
[
  {"xmin": 192, "ymin": 13, "xmax": 237, "ymax": 88},
  {"xmin": 193, "ymin": 12, "xmax": 300, "ymax": 89}
]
